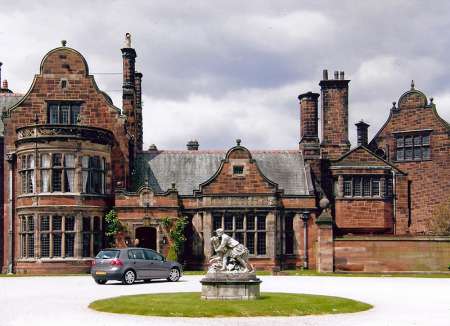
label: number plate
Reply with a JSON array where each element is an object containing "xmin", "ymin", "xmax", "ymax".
[{"xmin": 95, "ymin": 271, "xmax": 107, "ymax": 276}]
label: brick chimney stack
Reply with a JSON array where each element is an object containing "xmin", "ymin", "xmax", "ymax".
[
  {"xmin": 355, "ymin": 120, "xmax": 370, "ymax": 147},
  {"xmin": 135, "ymin": 71, "xmax": 143, "ymax": 151},
  {"xmin": 298, "ymin": 91, "xmax": 320, "ymax": 159},
  {"xmin": 121, "ymin": 33, "xmax": 137, "ymax": 129},
  {"xmin": 319, "ymin": 68, "xmax": 351, "ymax": 160}
]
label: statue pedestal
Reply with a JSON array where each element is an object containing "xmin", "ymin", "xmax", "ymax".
[{"xmin": 200, "ymin": 271, "xmax": 262, "ymax": 300}]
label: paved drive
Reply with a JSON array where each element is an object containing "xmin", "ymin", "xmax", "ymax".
[{"xmin": 0, "ymin": 275, "xmax": 449, "ymax": 326}]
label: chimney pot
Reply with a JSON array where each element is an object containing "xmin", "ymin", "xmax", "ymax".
[
  {"xmin": 334, "ymin": 71, "xmax": 339, "ymax": 79},
  {"xmin": 187, "ymin": 140, "xmax": 199, "ymax": 151},
  {"xmin": 322, "ymin": 69, "xmax": 328, "ymax": 80},
  {"xmin": 148, "ymin": 144, "xmax": 158, "ymax": 151},
  {"xmin": 339, "ymin": 71, "xmax": 345, "ymax": 80}
]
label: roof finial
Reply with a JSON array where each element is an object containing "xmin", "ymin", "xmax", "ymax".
[
  {"xmin": 236, "ymin": 139, "xmax": 241, "ymax": 146},
  {"xmin": 125, "ymin": 33, "xmax": 131, "ymax": 48},
  {"xmin": 411, "ymin": 79, "xmax": 415, "ymax": 90},
  {"xmin": 61, "ymin": 40, "xmax": 67, "ymax": 47}
]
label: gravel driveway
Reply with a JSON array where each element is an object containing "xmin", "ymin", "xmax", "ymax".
[{"xmin": 0, "ymin": 275, "xmax": 449, "ymax": 326}]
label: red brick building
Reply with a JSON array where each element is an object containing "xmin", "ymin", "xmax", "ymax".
[{"xmin": 1, "ymin": 36, "xmax": 449, "ymax": 274}]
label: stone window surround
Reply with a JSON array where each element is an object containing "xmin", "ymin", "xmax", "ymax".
[
  {"xmin": 19, "ymin": 154, "xmax": 35, "ymax": 194},
  {"xmin": 212, "ymin": 211, "xmax": 268, "ymax": 257},
  {"xmin": 47, "ymin": 101, "xmax": 81, "ymax": 125},
  {"xmin": 393, "ymin": 130, "xmax": 432, "ymax": 162},
  {"xmin": 40, "ymin": 152, "xmax": 76, "ymax": 193},
  {"xmin": 17, "ymin": 213, "xmax": 103, "ymax": 260},
  {"xmin": 335, "ymin": 174, "xmax": 393, "ymax": 199},
  {"xmin": 19, "ymin": 216, "xmax": 35, "ymax": 258}
]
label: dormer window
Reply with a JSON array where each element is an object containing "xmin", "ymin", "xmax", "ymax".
[
  {"xmin": 233, "ymin": 165, "xmax": 244, "ymax": 175},
  {"xmin": 48, "ymin": 102, "xmax": 80, "ymax": 125}
]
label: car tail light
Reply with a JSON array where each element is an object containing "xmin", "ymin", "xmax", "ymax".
[{"xmin": 111, "ymin": 258, "xmax": 123, "ymax": 266}]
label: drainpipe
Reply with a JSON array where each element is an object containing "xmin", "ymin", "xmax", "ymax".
[
  {"xmin": 301, "ymin": 211, "xmax": 310, "ymax": 269},
  {"xmin": 6, "ymin": 153, "xmax": 16, "ymax": 274},
  {"xmin": 391, "ymin": 170, "xmax": 397, "ymax": 235}
]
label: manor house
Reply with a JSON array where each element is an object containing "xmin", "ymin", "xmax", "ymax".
[{"xmin": 1, "ymin": 35, "xmax": 449, "ymax": 274}]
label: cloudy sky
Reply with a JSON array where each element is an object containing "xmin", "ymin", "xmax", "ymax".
[{"xmin": 1, "ymin": 0, "xmax": 450, "ymax": 150}]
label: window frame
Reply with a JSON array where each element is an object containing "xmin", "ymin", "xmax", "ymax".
[
  {"xmin": 82, "ymin": 156, "xmax": 106, "ymax": 194},
  {"xmin": 342, "ymin": 175, "xmax": 386, "ymax": 198},
  {"xmin": 395, "ymin": 132, "xmax": 431, "ymax": 162},
  {"xmin": 213, "ymin": 211, "xmax": 267, "ymax": 256},
  {"xmin": 19, "ymin": 154, "xmax": 35, "ymax": 194},
  {"xmin": 47, "ymin": 102, "xmax": 81, "ymax": 125},
  {"xmin": 20, "ymin": 216, "xmax": 35, "ymax": 258},
  {"xmin": 40, "ymin": 152, "xmax": 77, "ymax": 193}
]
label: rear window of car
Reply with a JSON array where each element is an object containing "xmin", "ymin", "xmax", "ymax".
[{"xmin": 95, "ymin": 250, "xmax": 120, "ymax": 259}]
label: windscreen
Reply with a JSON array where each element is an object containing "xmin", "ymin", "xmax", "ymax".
[{"xmin": 95, "ymin": 250, "xmax": 120, "ymax": 259}]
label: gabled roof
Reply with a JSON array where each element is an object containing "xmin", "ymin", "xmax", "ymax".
[
  {"xmin": 331, "ymin": 145, "xmax": 406, "ymax": 174},
  {"xmin": 133, "ymin": 149, "xmax": 314, "ymax": 196}
]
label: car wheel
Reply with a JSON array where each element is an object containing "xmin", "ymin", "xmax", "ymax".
[
  {"xmin": 167, "ymin": 268, "xmax": 180, "ymax": 282},
  {"xmin": 95, "ymin": 279, "xmax": 106, "ymax": 285},
  {"xmin": 122, "ymin": 270, "xmax": 136, "ymax": 285}
]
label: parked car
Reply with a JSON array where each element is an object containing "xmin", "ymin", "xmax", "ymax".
[{"xmin": 91, "ymin": 247, "xmax": 183, "ymax": 285}]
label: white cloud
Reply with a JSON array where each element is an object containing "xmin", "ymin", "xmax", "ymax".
[{"xmin": 1, "ymin": 1, "xmax": 450, "ymax": 151}]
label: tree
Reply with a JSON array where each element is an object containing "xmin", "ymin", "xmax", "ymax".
[{"xmin": 428, "ymin": 200, "xmax": 450, "ymax": 236}]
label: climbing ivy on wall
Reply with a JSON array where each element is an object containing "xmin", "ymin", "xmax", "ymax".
[
  {"xmin": 104, "ymin": 209, "xmax": 126, "ymax": 247},
  {"xmin": 161, "ymin": 216, "xmax": 188, "ymax": 262}
]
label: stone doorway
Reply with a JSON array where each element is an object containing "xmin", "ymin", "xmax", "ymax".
[{"xmin": 135, "ymin": 226, "xmax": 157, "ymax": 250}]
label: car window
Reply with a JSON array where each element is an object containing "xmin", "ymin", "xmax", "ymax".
[
  {"xmin": 128, "ymin": 249, "xmax": 145, "ymax": 260},
  {"xmin": 144, "ymin": 249, "xmax": 163, "ymax": 261},
  {"xmin": 95, "ymin": 250, "xmax": 120, "ymax": 259}
]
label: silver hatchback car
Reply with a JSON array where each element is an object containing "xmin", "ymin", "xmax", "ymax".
[{"xmin": 91, "ymin": 247, "xmax": 183, "ymax": 285}]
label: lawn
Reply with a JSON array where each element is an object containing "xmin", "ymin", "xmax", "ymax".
[{"xmin": 89, "ymin": 292, "xmax": 372, "ymax": 317}]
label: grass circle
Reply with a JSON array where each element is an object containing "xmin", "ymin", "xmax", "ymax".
[{"xmin": 89, "ymin": 292, "xmax": 372, "ymax": 317}]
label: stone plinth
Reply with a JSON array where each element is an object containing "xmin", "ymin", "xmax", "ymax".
[{"xmin": 200, "ymin": 272, "xmax": 262, "ymax": 300}]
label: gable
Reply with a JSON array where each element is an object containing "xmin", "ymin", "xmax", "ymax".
[
  {"xmin": 200, "ymin": 147, "xmax": 278, "ymax": 195},
  {"xmin": 136, "ymin": 149, "xmax": 313, "ymax": 196},
  {"xmin": 332, "ymin": 146, "xmax": 403, "ymax": 173}
]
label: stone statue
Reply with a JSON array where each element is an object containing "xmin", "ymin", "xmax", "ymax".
[{"xmin": 208, "ymin": 228, "xmax": 253, "ymax": 273}]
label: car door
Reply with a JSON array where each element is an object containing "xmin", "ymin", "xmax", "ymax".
[
  {"xmin": 128, "ymin": 249, "xmax": 149, "ymax": 279},
  {"xmin": 144, "ymin": 249, "xmax": 168, "ymax": 278}
]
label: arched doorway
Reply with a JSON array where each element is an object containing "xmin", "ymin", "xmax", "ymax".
[{"xmin": 135, "ymin": 227, "xmax": 157, "ymax": 250}]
